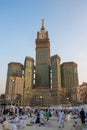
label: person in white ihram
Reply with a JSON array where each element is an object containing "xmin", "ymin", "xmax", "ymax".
[
  {"xmin": 58, "ymin": 109, "xmax": 65, "ymax": 128},
  {"xmin": 11, "ymin": 115, "xmax": 19, "ymax": 123}
]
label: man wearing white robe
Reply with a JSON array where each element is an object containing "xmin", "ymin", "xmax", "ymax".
[{"xmin": 58, "ymin": 109, "xmax": 65, "ymax": 128}]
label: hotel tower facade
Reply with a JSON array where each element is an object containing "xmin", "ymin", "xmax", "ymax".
[{"xmin": 5, "ymin": 20, "xmax": 79, "ymax": 106}]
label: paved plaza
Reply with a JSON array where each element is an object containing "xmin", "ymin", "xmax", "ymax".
[{"xmin": 0, "ymin": 114, "xmax": 86, "ymax": 130}]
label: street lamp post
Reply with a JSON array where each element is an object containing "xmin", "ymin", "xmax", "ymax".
[{"xmin": 11, "ymin": 79, "xmax": 15, "ymax": 105}]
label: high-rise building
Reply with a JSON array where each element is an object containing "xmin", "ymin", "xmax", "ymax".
[
  {"xmin": 27, "ymin": 20, "xmax": 59, "ymax": 106},
  {"xmin": 5, "ymin": 62, "xmax": 23, "ymax": 95},
  {"xmin": 51, "ymin": 55, "xmax": 61, "ymax": 88},
  {"xmin": 23, "ymin": 56, "xmax": 34, "ymax": 106},
  {"xmin": 24, "ymin": 56, "xmax": 34, "ymax": 90},
  {"xmin": 61, "ymin": 62, "xmax": 79, "ymax": 97},
  {"xmin": 35, "ymin": 19, "xmax": 50, "ymax": 89},
  {"xmin": 5, "ymin": 20, "xmax": 79, "ymax": 106}
]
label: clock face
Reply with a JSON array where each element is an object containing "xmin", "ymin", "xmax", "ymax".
[
  {"xmin": 41, "ymin": 34, "xmax": 45, "ymax": 39},
  {"xmin": 39, "ymin": 32, "xmax": 46, "ymax": 39}
]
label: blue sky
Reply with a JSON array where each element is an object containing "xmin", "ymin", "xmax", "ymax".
[{"xmin": 0, "ymin": 0, "xmax": 87, "ymax": 94}]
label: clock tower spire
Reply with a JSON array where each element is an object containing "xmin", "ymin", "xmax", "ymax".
[
  {"xmin": 41, "ymin": 19, "xmax": 45, "ymax": 30},
  {"xmin": 37, "ymin": 19, "xmax": 49, "ymax": 40}
]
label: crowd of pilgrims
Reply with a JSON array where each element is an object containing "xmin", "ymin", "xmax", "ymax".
[{"xmin": 0, "ymin": 106, "xmax": 87, "ymax": 130}]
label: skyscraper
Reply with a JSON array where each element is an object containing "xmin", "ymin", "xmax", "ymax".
[
  {"xmin": 24, "ymin": 56, "xmax": 34, "ymax": 90},
  {"xmin": 5, "ymin": 62, "xmax": 24, "ymax": 105},
  {"xmin": 61, "ymin": 62, "xmax": 79, "ymax": 97},
  {"xmin": 35, "ymin": 19, "xmax": 50, "ymax": 89},
  {"xmin": 5, "ymin": 62, "xmax": 23, "ymax": 94},
  {"xmin": 5, "ymin": 20, "xmax": 79, "ymax": 106},
  {"xmin": 23, "ymin": 56, "xmax": 34, "ymax": 105},
  {"xmin": 51, "ymin": 55, "xmax": 61, "ymax": 88},
  {"xmin": 27, "ymin": 20, "xmax": 60, "ymax": 106}
]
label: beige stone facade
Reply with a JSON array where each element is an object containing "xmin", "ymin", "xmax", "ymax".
[
  {"xmin": 5, "ymin": 20, "xmax": 79, "ymax": 107},
  {"xmin": 8, "ymin": 77, "xmax": 24, "ymax": 106},
  {"xmin": 71, "ymin": 83, "xmax": 87, "ymax": 104},
  {"xmin": 61, "ymin": 62, "xmax": 79, "ymax": 97},
  {"xmin": 5, "ymin": 62, "xmax": 23, "ymax": 95}
]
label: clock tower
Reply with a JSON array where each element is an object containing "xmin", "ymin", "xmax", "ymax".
[{"xmin": 35, "ymin": 19, "xmax": 50, "ymax": 88}]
